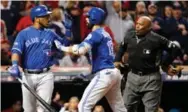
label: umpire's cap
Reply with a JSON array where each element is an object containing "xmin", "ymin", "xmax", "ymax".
[
  {"xmin": 30, "ymin": 5, "xmax": 52, "ymax": 21},
  {"xmin": 86, "ymin": 7, "xmax": 105, "ymax": 25}
]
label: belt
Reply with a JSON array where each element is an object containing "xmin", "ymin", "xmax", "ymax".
[
  {"xmin": 131, "ymin": 69, "xmax": 158, "ymax": 76},
  {"xmin": 24, "ymin": 68, "xmax": 50, "ymax": 74}
]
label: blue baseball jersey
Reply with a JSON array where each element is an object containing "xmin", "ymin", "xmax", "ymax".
[
  {"xmin": 82, "ymin": 28, "xmax": 115, "ymax": 73},
  {"xmin": 12, "ymin": 26, "xmax": 65, "ymax": 69}
]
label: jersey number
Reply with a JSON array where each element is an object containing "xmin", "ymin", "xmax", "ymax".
[{"xmin": 107, "ymin": 41, "xmax": 114, "ymax": 57}]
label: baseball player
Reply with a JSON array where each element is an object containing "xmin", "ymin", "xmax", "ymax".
[
  {"xmin": 8, "ymin": 5, "xmax": 69, "ymax": 112},
  {"xmin": 54, "ymin": 7, "xmax": 127, "ymax": 112}
]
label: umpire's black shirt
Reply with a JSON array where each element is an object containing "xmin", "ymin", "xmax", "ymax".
[{"xmin": 115, "ymin": 30, "xmax": 180, "ymax": 73}]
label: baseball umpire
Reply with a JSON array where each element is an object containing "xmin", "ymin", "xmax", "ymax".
[
  {"xmin": 8, "ymin": 5, "xmax": 69, "ymax": 112},
  {"xmin": 114, "ymin": 16, "xmax": 182, "ymax": 112}
]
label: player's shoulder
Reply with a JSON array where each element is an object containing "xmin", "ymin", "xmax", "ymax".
[
  {"xmin": 92, "ymin": 28, "xmax": 106, "ymax": 37},
  {"xmin": 85, "ymin": 29, "xmax": 102, "ymax": 40},
  {"xmin": 17, "ymin": 26, "xmax": 32, "ymax": 36}
]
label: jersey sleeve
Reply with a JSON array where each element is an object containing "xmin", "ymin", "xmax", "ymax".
[
  {"xmin": 158, "ymin": 35, "xmax": 182, "ymax": 68},
  {"xmin": 11, "ymin": 31, "xmax": 25, "ymax": 55},
  {"xmin": 82, "ymin": 31, "xmax": 102, "ymax": 48},
  {"xmin": 52, "ymin": 31, "xmax": 71, "ymax": 46}
]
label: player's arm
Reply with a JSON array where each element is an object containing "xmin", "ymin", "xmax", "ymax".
[
  {"xmin": 53, "ymin": 31, "xmax": 71, "ymax": 47},
  {"xmin": 8, "ymin": 32, "xmax": 25, "ymax": 78},
  {"xmin": 55, "ymin": 32, "xmax": 101, "ymax": 55},
  {"xmin": 11, "ymin": 54, "xmax": 20, "ymax": 65},
  {"xmin": 11, "ymin": 32, "xmax": 25, "ymax": 64},
  {"xmin": 54, "ymin": 40, "xmax": 91, "ymax": 55}
]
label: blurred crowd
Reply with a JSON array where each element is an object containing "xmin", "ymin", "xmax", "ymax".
[
  {"xmin": 1, "ymin": 1, "xmax": 188, "ymax": 67},
  {"xmin": 2, "ymin": 92, "xmax": 106, "ymax": 112},
  {"xmin": 4, "ymin": 91, "xmax": 182, "ymax": 112}
]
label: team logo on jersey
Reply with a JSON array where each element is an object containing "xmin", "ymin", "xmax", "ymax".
[
  {"xmin": 143, "ymin": 49, "xmax": 151, "ymax": 54},
  {"xmin": 43, "ymin": 49, "xmax": 52, "ymax": 56},
  {"xmin": 25, "ymin": 37, "xmax": 39, "ymax": 47},
  {"xmin": 42, "ymin": 39, "xmax": 52, "ymax": 46}
]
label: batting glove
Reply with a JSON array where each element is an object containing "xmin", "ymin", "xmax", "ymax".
[{"xmin": 8, "ymin": 65, "xmax": 21, "ymax": 78}]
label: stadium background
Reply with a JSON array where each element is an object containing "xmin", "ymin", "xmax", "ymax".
[{"xmin": 1, "ymin": 1, "xmax": 188, "ymax": 112}]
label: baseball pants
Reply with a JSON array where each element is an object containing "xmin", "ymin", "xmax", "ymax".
[
  {"xmin": 124, "ymin": 71, "xmax": 162, "ymax": 112},
  {"xmin": 78, "ymin": 68, "xmax": 127, "ymax": 112},
  {"xmin": 22, "ymin": 71, "xmax": 54, "ymax": 112}
]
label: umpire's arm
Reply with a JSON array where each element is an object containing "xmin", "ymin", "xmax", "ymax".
[
  {"xmin": 159, "ymin": 36, "xmax": 183, "ymax": 75},
  {"xmin": 114, "ymin": 35, "xmax": 128, "ymax": 68}
]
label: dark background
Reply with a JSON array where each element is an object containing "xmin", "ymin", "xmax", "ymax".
[{"xmin": 1, "ymin": 81, "xmax": 188, "ymax": 112}]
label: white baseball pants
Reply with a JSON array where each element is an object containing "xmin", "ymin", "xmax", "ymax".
[
  {"xmin": 22, "ymin": 71, "xmax": 54, "ymax": 112},
  {"xmin": 78, "ymin": 68, "xmax": 127, "ymax": 112}
]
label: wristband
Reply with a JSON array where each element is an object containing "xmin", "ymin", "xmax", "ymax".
[
  {"xmin": 60, "ymin": 46, "xmax": 70, "ymax": 52},
  {"xmin": 12, "ymin": 60, "xmax": 18, "ymax": 65}
]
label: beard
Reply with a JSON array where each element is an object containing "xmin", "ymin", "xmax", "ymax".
[
  {"xmin": 87, "ymin": 23, "xmax": 94, "ymax": 29},
  {"xmin": 39, "ymin": 20, "xmax": 49, "ymax": 28}
]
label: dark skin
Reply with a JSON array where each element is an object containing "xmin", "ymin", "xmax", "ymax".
[
  {"xmin": 115, "ymin": 16, "xmax": 183, "ymax": 76},
  {"xmin": 135, "ymin": 16, "xmax": 152, "ymax": 36}
]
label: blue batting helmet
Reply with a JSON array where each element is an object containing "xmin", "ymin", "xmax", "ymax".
[
  {"xmin": 30, "ymin": 5, "xmax": 52, "ymax": 21},
  {"xmin": 86, "ymin": 7, "xmax": 105, "ymax": 25}
]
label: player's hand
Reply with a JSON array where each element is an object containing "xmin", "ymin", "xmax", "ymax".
[
  {"xmin": 8, "ymin": 65, "xmax": 21, "ymax": 78},
  {"xmin": 72, "ymin": 44, "xmax": 79, "ymax": 55},
  {"xmin": 167, "ymin": 65, "xmax": 183, "ymax": 76}
]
